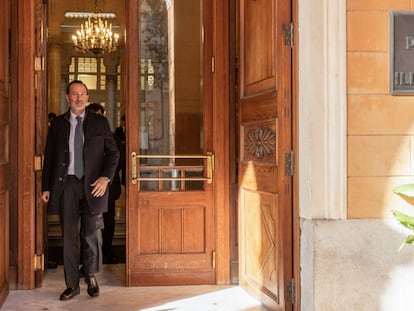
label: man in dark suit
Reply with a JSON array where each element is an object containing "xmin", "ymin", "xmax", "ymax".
[{"xmin": 41, "ymin": 80, "xmax": 120, "ymax": 301}]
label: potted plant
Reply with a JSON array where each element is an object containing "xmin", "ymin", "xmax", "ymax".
[{"xmin": 392, "ymin": 183, "xmax": 414, "ymax": 250}]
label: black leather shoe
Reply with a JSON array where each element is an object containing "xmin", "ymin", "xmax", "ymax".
[
  {"xmin": 59, "ymin": 287, "xmax": 80, "ymax": 301},
  {"xmin": 86, "ymin": 274, "xmax": 100, "ymax": 297}
]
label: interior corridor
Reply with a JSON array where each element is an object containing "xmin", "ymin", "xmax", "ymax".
[{"xmin": 1, "ymin": 264, "xmax": 267, "ymax": 311}]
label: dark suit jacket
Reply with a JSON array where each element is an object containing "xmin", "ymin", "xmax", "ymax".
[
  {"xmin": 114, "ymin": 126, "xmax": 126, "ymax": 142},
  {"xmin": 114, "ymin": 125, "xmax": 126, "ymax": 185},
  {"xmin": 109, "ymin": 134, "xmax": 123, "ymax": 201},
  {"xmin": 42, "ymin": 110, "xmax": 120, "ymax": 215}
]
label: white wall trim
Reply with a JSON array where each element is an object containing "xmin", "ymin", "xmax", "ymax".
[{"xmin": 298, "ymin": 0, "xmax": 347, "ymax": 220}]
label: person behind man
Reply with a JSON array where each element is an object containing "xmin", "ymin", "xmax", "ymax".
[
  {"xmin": 87, "ymin": 103, "xmax": 123, "ymax": 264},
  {"xmin": 41, "ymin": 80, "xmax": 120, "ymax": 301},
  {"xmin": 115, "ymin": 114, "xmax": 126, "ymax": 185},
  {"xmin": 48, "ymin": 112, "xmax": 56, "ymax": 127},
  {"xmin": 115, "ymin": 114, "xmax": 126, "ymax": 142}
]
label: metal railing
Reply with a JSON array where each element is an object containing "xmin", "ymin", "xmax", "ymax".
[{"xmin": 131, "ymin": 152, "xmax": 214, "ymax": 185}]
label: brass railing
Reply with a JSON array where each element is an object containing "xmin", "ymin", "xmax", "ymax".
[{"xmin": 131, "ymin": 152, "xmax": 214, "ymax": 185}]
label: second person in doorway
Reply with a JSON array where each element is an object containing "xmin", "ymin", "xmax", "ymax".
[{"xmin": 87, "ymin": 103, "xmax": 123, "ymax": 264}]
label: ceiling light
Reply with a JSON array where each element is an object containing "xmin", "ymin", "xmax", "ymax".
[{"xmin": 71, "ymin": 0, "xmax": 119, "ymax": 56}]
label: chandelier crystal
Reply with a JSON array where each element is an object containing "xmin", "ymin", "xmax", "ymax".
[{"xmin": 71, "ymin": 0, "xmax": 119, "ymax": 55}]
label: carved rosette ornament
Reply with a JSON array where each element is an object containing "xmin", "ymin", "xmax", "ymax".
[{"xmin": 246, "ymin": 127, "xmax": 276, "ymax": 159}]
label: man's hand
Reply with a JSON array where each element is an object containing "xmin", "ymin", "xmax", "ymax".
[
  {"xmin": 91, "ymin": 177, "xmax": 110, "ymax": 197},
  {"xmin": 42, "ymin": 191, "xmax": 50, "ymax": 203}
]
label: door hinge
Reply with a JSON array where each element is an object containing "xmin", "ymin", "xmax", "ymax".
[
  {"xmin": 211, "ymin": 56, "xmax": 215, "ymax": 73},
  {"xmin": 34, "ymin": 56, "xmax": 44, "ymax": 71},
  {"xmin": 212, "ymin": 250, "xmax": 216, "ymax": 269},
  {"xmin": 285, "ymin": 151, "xmax": 294, "ymax": 176},
  {"xmin": 286, "ymin": 278, "xmax": 296, "ymax": 303},
  {"xmin": 34, "ymin": 154, "xmax": 43, "ymax": 171},
  {"xmin": 283, "ymin": 22, "xmax": 294, "ymax": 47},
  {"xmin": 33, "ymin": 254, "xmax": 44, "ymax": 271}
]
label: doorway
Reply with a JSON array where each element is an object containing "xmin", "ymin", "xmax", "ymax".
[
  {"xmin": 45, "ymin": 0, "xmax": 127, "ymax": 267},
  {"xmin": 43, "ymin": 0, "xmax": 235, "ymax": 287},
  {"xmin": 12, "ymin": 3, "xmax": 296, "ymax": 309}
]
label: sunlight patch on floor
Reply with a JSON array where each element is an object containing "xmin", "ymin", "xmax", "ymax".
[{"xmin": 140, "ymin": 286, "xmax": 263, "ymax": 311}]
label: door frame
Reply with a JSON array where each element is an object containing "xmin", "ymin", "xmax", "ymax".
[
  {"xmin": 1, "ymin": 0, "xmax": 11, "ymax": 304},
  {"xmin": 292, "ymin": 0, "xmax": 300, "ymax": 308},
  {"xmin": 211, "ymin": 0, "xmax": 233, "ymax": 284},
  {"xmin": 13, "ymin": 0, "xmax": 37, "ymax": 289},
  {"xmin": 11, "ymin": 0, "xmax": 300, "ymax": 296}
]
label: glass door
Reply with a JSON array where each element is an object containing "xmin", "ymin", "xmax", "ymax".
[{"xmin": 126, "ymin": 0, "xmax": 215, "ymax": 285}]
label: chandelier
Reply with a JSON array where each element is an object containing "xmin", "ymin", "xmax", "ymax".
[{"xmin": 71, "ymin": 0, "xmax": 119, "ymax": 55}]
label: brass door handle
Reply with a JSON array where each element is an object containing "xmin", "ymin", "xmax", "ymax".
[{"xmin": 131, "ymin": 152, "xmax": 137, "ymax": 184}]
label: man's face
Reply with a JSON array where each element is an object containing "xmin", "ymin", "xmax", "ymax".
[{"xmin": 66, "ymin": 83, "xmax": 89, "ymax": 115}]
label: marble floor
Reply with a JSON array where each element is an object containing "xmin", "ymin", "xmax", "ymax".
[{"xmin": 1, "ymin": 264, "xmax": 268, "ymax": 311}]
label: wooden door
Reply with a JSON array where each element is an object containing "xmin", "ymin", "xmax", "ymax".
[
  {"xmin": 14, "ymin": 0, "xmax": 37, "ymax": 289},
  {"xmin": 34, "ymin": 0, "xmax": 47, "ymax": 287},
  {"xmin": 125, "ymin": 0, "xmax": 215, "ymax": 285},
  {"xmin": 0, "ymin": 0, "xmax": 10, "ymax": 305},
  {"xmin": 238, "ymin": 0, "xmax": 293, "ymax": 310}
]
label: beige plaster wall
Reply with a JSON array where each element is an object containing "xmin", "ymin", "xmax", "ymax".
[
  {"xmin": 347, "ymin": 0, "xmax": 414, "ymax": 218},
  {"xmin": 299, "ymin": 0, "xmax": 414, "ymax": 310}
]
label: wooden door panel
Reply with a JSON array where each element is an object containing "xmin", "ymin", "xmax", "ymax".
[
  {"xmin": 242, "ymin": 0, "xmax": 276, "ymax": 96},
  {"xmin": 0, "ymin": 0, "xmax": 9, "ymax": 305},
  {"xmin": 129, "ymin": 190, "xmax": 214, "ymax": 285},
  {"xmin": 238, "ymin": 0, "xmax": 292, "ymax": 309},
  {"xmin": 136, "ymin": 192, "xmax": 209, "ymax": 255},
  {"xmin": 241, "ymin": 189, "xmax": 280, "ymax": 296}
]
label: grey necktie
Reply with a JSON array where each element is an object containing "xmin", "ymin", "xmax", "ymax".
[{"xmin": 74, "ymin": 116, "xmax": 84, "ymax": 179}]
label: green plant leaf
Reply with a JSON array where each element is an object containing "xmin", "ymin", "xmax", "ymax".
[
  {"xmin": 398, "ymin": 235, "xmax": 414, "ymax": 252},
  {"xmin": 405, "ymin": 235, "xmax": 414, "ymax": 244},
  {"xmin": 392, "ymin": 184, "xmax": 414, "ymax": 251},
  {"xmin": 392, "ymin": 210, "xmax": 414, "ymax": 232},
  {"xmin": 393, "ymin": 184, "xmax": 414, "ymax": 197}
]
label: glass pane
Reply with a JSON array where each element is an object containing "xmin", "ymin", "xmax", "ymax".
[
  {"xmin": 185, "ymin": 169, "xmax": 203, "ymax": 190},
  {"xmin": 69, "ymin": 57, "xmax": 75, "ymax": 72},
  {"xmin": 78, "ymin": 74, "xmax": 97, "ymax": 90},
  {"xmin": 100, "ymin": 75, "xmax": 106, "ymax": 90},
  {"xmin": 162, "ymin": 169, "xmax": 181, "ymax": 191},
  {"xmin": 101, "ymin": 58, "xmax": 106, "ymax": 73},
  {"xmin": 138, "ymin": 0, "xmax": 204, "ymax": 192}
]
